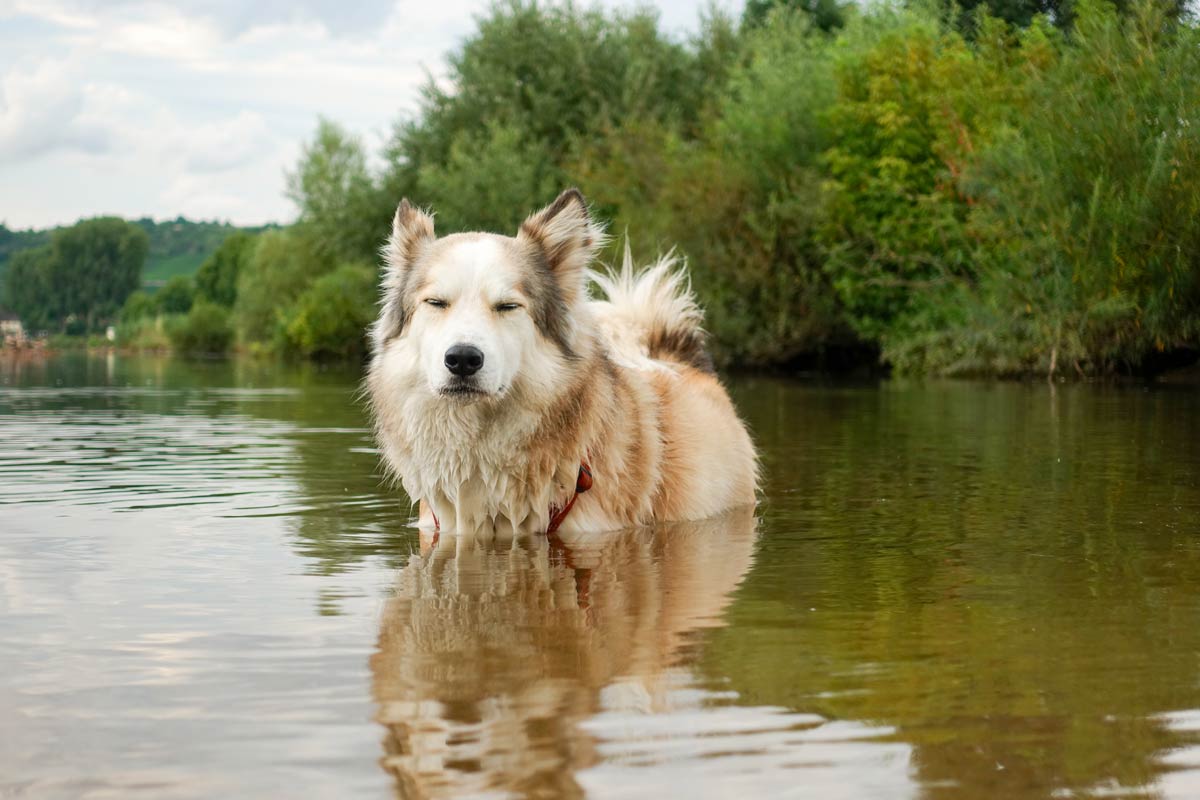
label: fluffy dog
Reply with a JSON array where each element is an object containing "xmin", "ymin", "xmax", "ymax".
[{"xmin": 367, "ymin": 189, "xmax": 756, "ymax": 535}]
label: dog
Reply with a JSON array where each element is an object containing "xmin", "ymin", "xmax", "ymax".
[{"xmin": 367, "ymin": 189, "xmax": 757, "ymax": 535}]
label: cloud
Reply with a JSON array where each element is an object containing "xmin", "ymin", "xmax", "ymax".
[
  {"xmin": 2, "ymin": 0, "xmax": 398, "ymax": 38},
  {"xmin": 0, "ymin": 59, "xmax": 114, "ymax": 162},
  {"xmin": 178, "ymin": 111, "xmax": 278, "ymax": 173},
  {"xmin": 0, "ymin": 0, "xmax": 737, "ymax": 228}
]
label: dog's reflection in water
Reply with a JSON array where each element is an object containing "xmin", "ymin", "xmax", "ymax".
[{"xmin": 370, "ymin": 506, "xmax": 757, "ymax": 799}]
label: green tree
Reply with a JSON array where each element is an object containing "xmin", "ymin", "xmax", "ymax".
[
  {"xmin": 577, "ymin": 9, "xmax": 855, "ymax": 364},
  {"xmin": 283, "ymin": 263, "xmax": 378, "ymax": 359},
  {"xmin": 743, "ymin": 0, "xmax": 848, "ymax": 31},
  {"xmin": 3, "ymin": 217, "xmax": 148, "ymax": 332},
  {"xmin": 4, "ymin": 247, "xmax": 55, "ymax": 332},
  {"xmin": 53, "ymin": 218, "xmax": 149, "ymax": 329},
  {"xmin": 945, "ymin": 0, "xmax": 1200, "ymax": 375},
  {"xmin": 286, "ymin": 119, "xmax": 389, "ymax": 265},
  {"xmin": 233, "ymin": 228, "xmax": 333, "ymax": 348},
  {"xmin": 195, "ymin": 231, "xmax": 256, "ymax": 307},
  {"xmin": 166, "ymin": 301, "xmax": 233, "ymax": 355},
  {"xmin": 416, "ymin": 122, "xmax": 558, "ymax": 233},
  {"xmin": 120, "ymin": 290, "xmax": 158, "ymax": 322},
  {"xmin": 382, "ymin": 0, "xmax": 710, "ymax": 231},
  {"xmin": 157, "ymin": 275, "xmax": 195, "ymax": 314}
]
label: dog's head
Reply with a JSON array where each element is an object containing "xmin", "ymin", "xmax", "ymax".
[{"xmin": 370, "ymin": 189, "xmax": 605, "ymax": 404}]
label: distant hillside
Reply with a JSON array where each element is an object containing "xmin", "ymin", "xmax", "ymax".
[
  {"xmin": 132, "ymin": 217, "xmax": 278, "ymax": 289},
  {"xmin": 0, "ymin": 217, "xmax": 279, "ymax": 302}
]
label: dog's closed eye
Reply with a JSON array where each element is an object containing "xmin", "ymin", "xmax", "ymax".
[
  {"xmin": 424, "ymin": 298, "xmax": 448, "ymax": 309},
  {"xmin": 494, "ymin": 302, "xmax": 522, "ymax": 313}
]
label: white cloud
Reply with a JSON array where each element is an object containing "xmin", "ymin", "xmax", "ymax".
[
  {"xmin": 0, "ymin": 0, "xmax": 740, "ymax": 229},
  {"xmin": 0, "ymin": 59, "xmax": 113, "ymax": 162}
]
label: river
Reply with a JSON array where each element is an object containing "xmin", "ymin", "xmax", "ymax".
[{"xmin": 2, "ymin": 352, "xmax": 1199, "ymax": 799}]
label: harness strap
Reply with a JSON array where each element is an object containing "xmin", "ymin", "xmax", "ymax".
[{"xmin": 547, "ymin": 460, "xmax": 593, "ymax": 535}]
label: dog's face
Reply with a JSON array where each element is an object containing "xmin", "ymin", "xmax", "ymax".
[{"xmin": 371, "ymin": 190, "xmax": 605, "ymax": 405}]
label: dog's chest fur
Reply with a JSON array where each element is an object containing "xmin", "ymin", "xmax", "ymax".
[{"xmin": 381, "ymin": 395, "xmax": 582, "ymax": 531}]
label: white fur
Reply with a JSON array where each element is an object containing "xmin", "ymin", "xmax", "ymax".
[{"xmin": 589, "ymin": 245, "xmax": 703, "ymax": 370}]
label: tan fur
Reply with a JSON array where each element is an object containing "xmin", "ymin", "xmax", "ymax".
[{"xmin": 367, "ymin": 189, "xmax": 757, "ymax": 535}]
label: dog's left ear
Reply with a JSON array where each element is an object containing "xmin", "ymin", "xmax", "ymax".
[{"xmin": 518, "ymin": 188, "xmax": 605, "ymax": 306}]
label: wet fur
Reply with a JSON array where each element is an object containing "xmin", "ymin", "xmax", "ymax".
[{"xmin": 367, "ymin": 189, "xmax": 757, "ymax": 534}]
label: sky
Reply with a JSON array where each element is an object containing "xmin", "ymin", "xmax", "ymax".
[{"xmin": 0, "ymin": 0, "xmax": 741, "ymax": 230}]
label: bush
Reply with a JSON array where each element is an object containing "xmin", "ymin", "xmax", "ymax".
[
  {"xmin": 117, "ymin": 315, "xmax": 172, "ymax": 351},
  {"xmin": 195, "ymin": 231, "xmax": 256, "ymax": 307},
  {"xmin": 156, "ymin": 275, "xmax": 195, "ymax": 314},
  {"xmin": 167, "ymin": 302, "xmax": 233, "ymax": 355},
  {"xmin": 282, "ymin": 264, "xmax": 378, "ymax": 359},
  {"xmin": 890, "ymin": 0, "xmax": 1200, "ymax": 375},
  {"xmin": 233, "ymin": 228, "xmax": 333, "ymax": 347},
  {"xmin": 120, "ymin": 290, "xmax": 158, "ymax": 322}
]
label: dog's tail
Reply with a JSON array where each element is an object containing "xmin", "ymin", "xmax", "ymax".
[{"xmin": 590, "ymin": 244, "xmax": 714, "ymax": 373}]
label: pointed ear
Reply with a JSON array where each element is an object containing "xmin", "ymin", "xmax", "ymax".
[
  {"xmin": 385, "ymin": 199, "xmax": 434, "ymax": 275},
  {"xmin": 373, "ymin": 200, "xmax": 434, "ymax": 349},
  {"xmin": 518, "ymin": 188, "xmax": 606, "ymax": 305}
]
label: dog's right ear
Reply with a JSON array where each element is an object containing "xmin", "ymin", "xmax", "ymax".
[
  {"xmin": 385, "ymin": 199, "xmax": 435, "ymax": 276},
  {"xmin": 374, "ymin": 200, "xmax": 435, "ymax": 349}
]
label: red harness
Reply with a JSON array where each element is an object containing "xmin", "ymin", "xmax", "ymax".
[{"xmin": 428, "ymin": 459, "xmax": 593, "ymax": 535}]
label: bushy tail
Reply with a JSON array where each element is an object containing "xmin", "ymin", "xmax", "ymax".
[{"xmin": 590, "ymin": 244, "xmax": 714, "ymax": 373}]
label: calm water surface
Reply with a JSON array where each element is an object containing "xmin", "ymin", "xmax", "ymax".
[{"xmin": 2, "ymin": 353, "xmax": 1199, "ymax": 799}]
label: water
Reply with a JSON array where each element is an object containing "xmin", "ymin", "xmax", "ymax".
[{"xmin": 2, "ymin": 353, "xmax": 1199, "ymax": 799}]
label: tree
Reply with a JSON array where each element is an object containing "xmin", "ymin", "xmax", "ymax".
[
  {"xmin": 166, "ymin": 301, "xmax": 233, "ymax": 355},
  {"xmin": 380, "ymin": 1, "xmax": 710, "ymax": 232},
  {"xmin": 233, "ymin": 228, "xmax": 332, "ymax": 347},
  {"xmin": 120, "ymin": 290, "xmax": 158, "ymax": 322},
  {"xmin": 285, "ymin": 119, "xmax": 389, "ymax": 265},
  {"xmin": 157, "ymin": 275, "xmax": 195, "ymax": 314},
  {"xmin": 3, "ymin": 217, "xmax": 148, "ymax": 332},
  {"xmin": 283, "ymin": 263, "xmax": 378, "ymax": 359},
  {"xmin": 743, "ymin": 0, "xmax": 848, "ymax": 31},
  {"xmin": 4, "ymin": 248, "xmax": 55, "ymax": 332},
  {"xmin": 52, "ymin": 218, "xmax": 149, "ymax": 329},
  {"xmin": 194, "ymin": 231, "xmax": 255, "ymax": 307}
]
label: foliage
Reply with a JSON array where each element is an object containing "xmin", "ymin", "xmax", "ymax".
[
  {"xmin": 135, "ymin": 217, "xmax": 276, "ymax": 287},
  {"xmin": 2, "ymin": 218, "xmax": 272, "ymax": 305},
  {"xmin": 381, "ymin": 0, "xmax": 716, "ymax": 232},
  {"xmin": 116, "ymin": 315, "xmax": 172, "ymax": 351},
  {"xmin": 166, "ymin": 301, "xmax": 233, "ymax": 355},
  {"xmin": 246, "ymin": 0, "xmax": 1200, "ymax": 373},
  {"xmin": 0, "ymin": 224, "xmax": 50, "ymax": 304},
  {"xmin": 416, "ymin": 122, "xmax": 559, "ymax": 234},
  {"xmin": 576, "ymin": 9, "xmax": 854, "ymax": 363},
  {"xmin": 4, "ymin": 218, "xmax": 148, "ymax": 333},
  {"xmin": 157, "ymin": 275, "xmax": 195, "ymax": 314},
  {"xmin": 233, "ymin": 228, "xmax": 333, "ymax": 348},
  {"xmin": 282, "ymin": 264, "xmax": 378, "ymax": 359},
  {"xmin": 743, "ymin": 0, "xmax": 848, "ymax": 32},
  {"xmin": 120, "ymin": 291, "xmax": 159, "ymax": 323},
  {"xmin": 285, "ymin": 119, "xmax": 389, "ymax": 265},
  {"xmin": 892, "ymin": 0, "xmax": 1200, "ymax": 374},
  {"xmin": 195, "ymin": 231, "xmax": 256, "ymax": 307},
  {"xmin": 12, "ymin": 0, "xmax": 1200, "ymax": 374}
]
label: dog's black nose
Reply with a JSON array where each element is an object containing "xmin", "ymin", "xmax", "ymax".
[{"xmin": 444, "ymin": 344, "xmax": 484, "ymax": 377}]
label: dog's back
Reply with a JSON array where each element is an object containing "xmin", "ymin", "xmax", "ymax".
[{"xmin": 583, "ymin": 251, "xmax": 758, "ymax": 526}]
